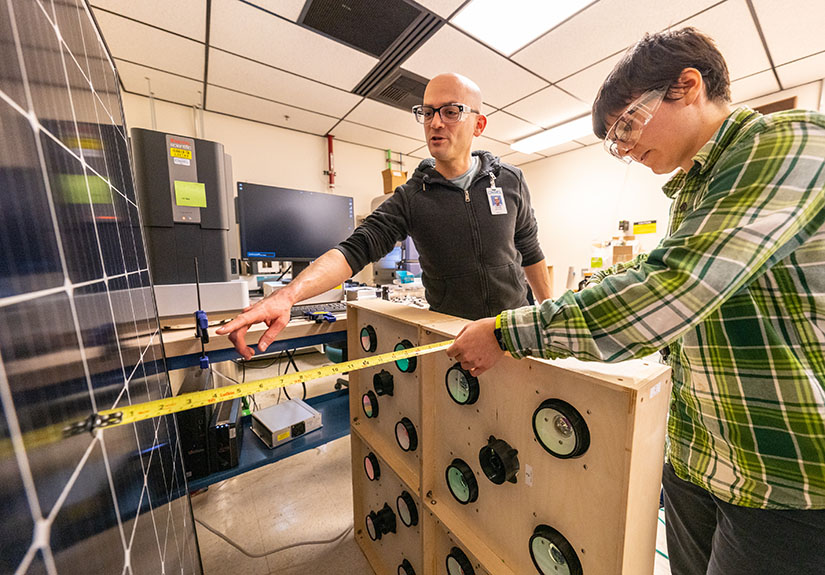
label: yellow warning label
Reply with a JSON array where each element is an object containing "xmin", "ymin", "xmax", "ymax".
[
  {"xmin": 277, "ymin": 431, "xmax": 291, "ymax": 442},
  {"xmin": 633, "ymin": 220, "xmax": 657, "ymax": 234},
  {"xmin": 170, "ymin": 147, "xmax": 192, "ymax": 159}
]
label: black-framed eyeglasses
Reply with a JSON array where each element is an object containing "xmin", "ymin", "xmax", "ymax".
[{"xmin": 412, "ymin": 103, "xmax": 479, "ymax": 124}]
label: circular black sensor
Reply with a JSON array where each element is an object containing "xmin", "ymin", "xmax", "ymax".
[
  {"xmin": 532, "ymin": 398, "xmax": 590, "ymax": 458},
  {"xmin": 445, "ymin": 363, "xmax": 479, "ymax": 405},
  {"xmin": 445, "ymin": 458, "xmax": 478, "ymax": 504}
]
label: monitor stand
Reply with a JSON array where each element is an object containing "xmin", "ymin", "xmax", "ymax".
[{"xmin": 291, "ymin": 261, "xmax": 309, "ymax": 279}]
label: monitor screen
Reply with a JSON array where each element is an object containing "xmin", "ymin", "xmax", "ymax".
[{"xmin": 237, "ymin": 182, "xmax": 354, "ymax": 262}]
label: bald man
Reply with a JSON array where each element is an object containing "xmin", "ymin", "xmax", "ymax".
[{"xmin": 218, "ymin": 73, "xmax": 550, "ymax": 360}]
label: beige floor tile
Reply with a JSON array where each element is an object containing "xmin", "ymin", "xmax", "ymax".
[
  {"xmin": 654, "ymin": 508, "xmax": 672, "ymax": 575},
  {"xmin": 194, "ymin": 519, "xmax": 271, "ymax": 575},
  {"xmin": 193, "ymin": 435, "xmax": 374, "ymax": 575}
]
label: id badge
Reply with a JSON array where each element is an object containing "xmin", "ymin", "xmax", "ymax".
[{"xmin": 487, "ymin": 187, "xmax": 507, "ymax": 215}]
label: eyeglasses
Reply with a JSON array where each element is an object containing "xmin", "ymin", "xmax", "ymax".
[
  {"xmin": 603, "ymin": 87, "xmax": 667, "ymax": 163},
  {"xmin": 412, "ymin": 103, "xmax": 479, "ymax": 124}
]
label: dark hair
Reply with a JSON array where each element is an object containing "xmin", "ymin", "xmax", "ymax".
[{"xmin": 592, "ymin": 27, "xmax": 730, "ymax": 139}]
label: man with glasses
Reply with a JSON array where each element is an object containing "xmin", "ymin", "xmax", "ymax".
[
  {"xmin": 446, "ymin": 28, "xmax": 825, "ymax": 574},
  {"xmin": 218, "ymin": 73, "xmax": 550, "ymax": 360}
]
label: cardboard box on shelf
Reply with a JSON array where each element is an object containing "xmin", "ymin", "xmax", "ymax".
[
  {"xmin": 612, "ymin": 244, "xmax": 634, "ymax": 265},
  {"xmin": 381, "ymin": 168, "xmax": 407, "ymax": 194}
]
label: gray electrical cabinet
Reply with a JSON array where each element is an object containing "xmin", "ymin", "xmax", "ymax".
[{"xmin": 131, "ymin": 127, "xmax": 238, "ymax": 284}]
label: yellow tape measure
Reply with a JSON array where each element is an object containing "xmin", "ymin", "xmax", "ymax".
[{"xmin": 63, "ymin": 339, "xmax": 455, "ymax": 435}]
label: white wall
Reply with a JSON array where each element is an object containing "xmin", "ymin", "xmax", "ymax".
[
  {"xmin": 522, "ymin": 79, "xmax": 825, "ymax": 298},
  {"xmin": 523, "ymin": 146, "xmax": 672, "ymax": 297},
  {"xmin": 121, "ymin": 93, "xmax": 390, "ymax": 282}
]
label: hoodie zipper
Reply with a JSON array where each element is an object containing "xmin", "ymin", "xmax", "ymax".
[
  {"xmin": 424, "ymin": 163, "xmax": 499, "ymax": 317},
  {"xmin": 465, "ymin": 171, "xmax": 498, "ymax": 317}
]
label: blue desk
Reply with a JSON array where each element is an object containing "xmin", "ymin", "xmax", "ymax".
[{"xmin": 187, "ymin": 389, "xmax": 351, "ymax": 491}]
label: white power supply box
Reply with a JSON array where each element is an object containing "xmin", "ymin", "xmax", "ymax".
[{"xmin": 250, "ymin": 398, "xmax": 323, "ymax": 449}]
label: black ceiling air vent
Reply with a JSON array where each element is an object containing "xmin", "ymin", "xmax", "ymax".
[
  {"xmin": 298, "ymin": 0, "xmax": 445, "ymax": 112},
  {"xmin": 353, "ymin": 8, "xmax": 442, "ymax": 111},
  {"xmin": 299, "ymin": 0, "xmax": 423, "ymax": 58},
  {"xmin": 371, "ymin": 69, "xmax": 429, "ymax": 112}
]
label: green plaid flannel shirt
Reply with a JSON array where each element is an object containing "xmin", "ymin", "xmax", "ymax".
[{"xmin": 500, "ymin": 107, "xmax": 825, "ymax": 509}]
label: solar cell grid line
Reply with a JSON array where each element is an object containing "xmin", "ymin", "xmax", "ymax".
[{"xmin": 0, "ymin": 0, "xmax": 202, "ymax": 573}]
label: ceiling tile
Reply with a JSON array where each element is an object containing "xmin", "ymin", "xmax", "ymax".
[
  {"xmin": 775, "ymin": 52, "xmax": 825, "ymax": 91},
  {"xmin": 472, "ymin": 136, "xmax": 512, "ymax": 157},
  {"xmin": 483, "ymin": 111, "xmax": 543, "ymax": 143},
  {"xmin": 532, "ymin": 140, "xmax": 584, "ymax": 157},
  {"xmin": 93, "ymin": 10, "xmax": 204, "ymax": 79},
  {"xmin": 752, "ymin": 0, "xmax": 825, "ymax": 66},
  {"xmin": 89, "ymin": 0, "xmax": 207, "ymax": 41},
  {"xmin": 401, "ymin": 25, "xmax": 548, "ymax": 109},
  {"xmin": 116, "ymin": 59, "xmax": 204, "ymax": 106},
  {"xmin": 207, "ymin": 49, "xmax": 361, "ymax": 117},
  {"xmin": 503, "ymin": 86, "xmax": 590, "ymax": 129},
  {"xmin": 209, "ymin": 0, "xmax": 377, "ymax": 91},
  {"xmin": 344, "ymin": 99, "xmax": 423, "ymax": 140},
  {"xmin": 331, "ymin": 121, "xmax": 424, "ymax": 154},
  {"xmin": 680, "ymin": 0, "xmax": 770, "ymax": 81},
  {"xmin": 556, "ymin": 54, "xmax": 623, "ymax": 105},
  {"xmin": 243, "ymin": 0, "xmax": 306, "ymax": 22},
  {"xmin": 512, "ymin": 0, "xmax": 719, "ymax": 82},
  {"xmin": 730, "ymin": 70, "xmax": 780, "ymax": 104},
  {"xmin": 574, "ymin": 133, "xmax": 601, "ymax": 146},
  {"xmin": 207, "ymin": 86, "xmax": 338, "ymax": 135},
  {"xmin": 415, "ymin": 0, "xmax": 467, "ymax": 18},
  {"xmin": 500, "ymin": 151, "xmax": 545, "ymax": 166}
]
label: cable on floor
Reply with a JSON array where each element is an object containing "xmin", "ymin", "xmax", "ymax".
[{"xmin": 195, "ymin": 517, "xmax": 353, "ymax": 559}]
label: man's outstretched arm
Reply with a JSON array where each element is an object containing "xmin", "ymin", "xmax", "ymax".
[{"xmin": 216, "ymin": 249, "xmax": 352, "ymax": 360}]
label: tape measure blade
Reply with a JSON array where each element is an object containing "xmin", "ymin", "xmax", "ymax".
[{"xmin": 95, "ymin": 339, "xmax": 454, "ymax": 429}]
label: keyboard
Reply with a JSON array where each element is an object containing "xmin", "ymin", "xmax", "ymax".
[{"xmin": 290, "ymin": 301, "xmax": 347, "ymax": 319}]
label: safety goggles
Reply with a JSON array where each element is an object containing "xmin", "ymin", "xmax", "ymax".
[{"xmin": 603, "ymin": 87, "xmax": 667, "ymax": 163}]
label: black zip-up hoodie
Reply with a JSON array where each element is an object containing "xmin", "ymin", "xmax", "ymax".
[{"xmin": 335, "ymin": 150, "xmax": 544, "ymax": 320}]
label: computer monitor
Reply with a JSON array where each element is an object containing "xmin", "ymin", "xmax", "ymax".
[{"xmin": 236, "ymin": 182, "xmax": 355, "ymax": 276}]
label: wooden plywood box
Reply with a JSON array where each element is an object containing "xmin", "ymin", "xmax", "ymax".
[
  {"xmin": 347, "ymin": 301, "xmax": 454, "ymax": 490},
  {"xmin": 347, "ymin": 300, "xmax": 672, "ymax": 575},
  {"xmin": 421, "ymin": 322, "xmax": 671, "ymax": 575},
  {"xmin": 351, "ymin": 430, "xmax": 423, "ymax": 575}
]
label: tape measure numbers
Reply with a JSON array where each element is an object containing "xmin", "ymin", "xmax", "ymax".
[{"xmin": 66, "ymin": 339, "xmax": 455, "ymax": 434}]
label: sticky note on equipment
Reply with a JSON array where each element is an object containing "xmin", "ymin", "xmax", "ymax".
[{"xmin": 174, "ymin": 181, "xmax": 206, "ymax": 208}]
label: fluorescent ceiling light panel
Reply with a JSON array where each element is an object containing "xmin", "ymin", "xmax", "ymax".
[
  {"xmin": 452, "ymin": 0, "xmax": 596, "ymax": 56},
  {"xmin": 511, "ymin": 115, "xmax": 593, "ymax": 154}
]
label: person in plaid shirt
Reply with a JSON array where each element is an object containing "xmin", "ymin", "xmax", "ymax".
[{"xmin": 447, "ymin": 28, "xmax": 825, "ymax": 574}]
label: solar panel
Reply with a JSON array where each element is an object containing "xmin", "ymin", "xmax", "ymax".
[{"xmin": 0, "ymin": 1, "xmax": 201, "ymax": 573}]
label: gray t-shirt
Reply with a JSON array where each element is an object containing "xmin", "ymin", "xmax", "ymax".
[{"xmin": 448, "ymin": 155, "xmax": 480, "ymax": 191}]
